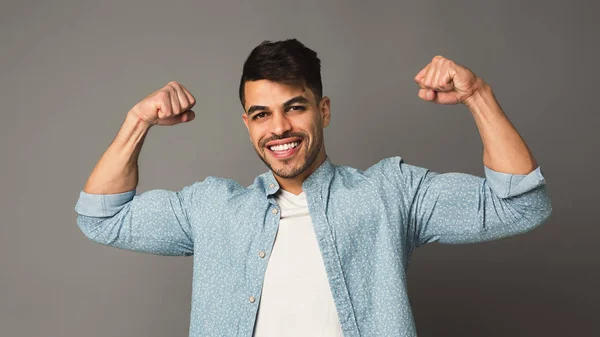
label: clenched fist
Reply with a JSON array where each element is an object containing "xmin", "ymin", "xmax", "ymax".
[
  {"xmin": 130, "ymin": 81, "xmax": 196, "ymax": 126},
  {"xmin": 414, "ymin": 55, "xmax": 484, "ymax": 105}
]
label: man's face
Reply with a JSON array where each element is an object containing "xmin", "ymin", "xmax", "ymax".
[{"xmin": 242, "ymin": 80, "xmax": 330, "ymax": 180}]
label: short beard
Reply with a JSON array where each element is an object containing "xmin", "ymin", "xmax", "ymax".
[{"xmin": 254, "ymin": 131, "xmax": 322, "ymax": 179}]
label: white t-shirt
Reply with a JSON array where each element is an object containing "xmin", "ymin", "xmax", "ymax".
[{"xmin": 253, "ymin": 189, "xmax": 344, "ymax": 337}]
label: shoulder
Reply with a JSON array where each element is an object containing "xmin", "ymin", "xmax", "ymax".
[
  {"xmin": 182, "ymin": 176, "xmax": 256, "ymax": 202},
  {"xmin": 332, "ymin": 157, "xmax": 433, "ymax": 196},
  {"xmin": 337, "ymin": 156, "xmax": 429, "ymax": 181},
  {"xmin": 367, "ymin": 156, "xmax": 428, "ymax": 174}
]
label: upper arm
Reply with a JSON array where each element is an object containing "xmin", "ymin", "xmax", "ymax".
[
  {"xmin": 390, "ymin": 158, "xmax": 552, "ymax": 248},
  {"xmin": 75, "ymin": 183, "xmax": 199, "ymax": 256}
]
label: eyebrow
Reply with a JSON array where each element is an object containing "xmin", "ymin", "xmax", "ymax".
[{"xmin": 246, "ymin": 95, "xmax": 310, "ymax": 115}]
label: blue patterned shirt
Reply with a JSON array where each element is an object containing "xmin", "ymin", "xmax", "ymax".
[{"xmin": 74, "ymin": 156, "xmax": 552, "ymax": 336}]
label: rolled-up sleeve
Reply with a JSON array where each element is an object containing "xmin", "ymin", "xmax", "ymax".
[
  {"xmin": 399, "ymin": 161, "xmax": 552, "ymax": 247},
  {"xmin": 483, "ymin": 165, "xmax": 547, "ymax": 198},
  {"xmin": 75, "ymin": 190, "xmax": 136, "ymax": 217},
  {"xmin": 74, "ymin": 185, "xmax": 196, "ymax": 256}
]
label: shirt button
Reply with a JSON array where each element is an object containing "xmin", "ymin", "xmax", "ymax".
[
  {"xmin": 258, "ymin": 251, "xmax": 266, "ymax": 258},
  {"xmin": 249, "ymin": 296, "xmax": 256, "ymax": 303},
  {"xmin": 272, "ymin": 208, "xmax": 278, "ymax": 215},
  {"xmin": 269, "ymin": 183, "xmax": 275, "ymax": 189}
]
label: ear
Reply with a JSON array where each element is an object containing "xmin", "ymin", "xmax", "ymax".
[
  {"xmin": 319, "ymin": 96, "xmax": 331, "ymax": 128},
  {"xmin": 242, "ymin": 113, "xmax": 249, "ymax": 131}
]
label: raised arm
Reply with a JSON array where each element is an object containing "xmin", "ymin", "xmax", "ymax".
[
  {"xmin": 403, "ymin": 56, "xmax": 552, "ymax": 246},
  {"xmin": 414, "ymin": 55, "xmax": 536, "ymax": 174},
  {"xmin": 83, "ymin": 81, "xmax": 196, "ymax": 194},
  {"xmin": 75, "ymin": 81, "xmax": 198, "ymax": 255}
]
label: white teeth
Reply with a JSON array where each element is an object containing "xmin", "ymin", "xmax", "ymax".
[{"xmin": 269, "ymin": 141, "xmax": 299, "ymax": 152}]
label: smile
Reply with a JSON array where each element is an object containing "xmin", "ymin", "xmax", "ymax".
[
  {"xmin": 269, "ymin": 141, "xmax": 300, "ymax": 152},
  {"xmin": 267, "ymin": 140, "xmax": 302, "ymax": 159}
]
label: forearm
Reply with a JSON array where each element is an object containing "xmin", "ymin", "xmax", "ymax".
[
  {"xmin": 83, "ymin": 111, "xmax": 152, "ymax": 194},
  {"xmin": 465, "ymin": 81, "xmax": 538, "ymax": 174}
]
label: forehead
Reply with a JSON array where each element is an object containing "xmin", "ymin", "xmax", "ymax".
[{"xmin": 244, "ymin": 80, "xmax": 314, "ymax": 110}]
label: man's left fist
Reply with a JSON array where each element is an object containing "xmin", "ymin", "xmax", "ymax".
[{"xmin": 414, "ymin": 55, "xmax": 483, "ymax": 105}]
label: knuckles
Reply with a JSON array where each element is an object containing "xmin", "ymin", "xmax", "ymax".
[
  {"xmin": 139, "ymin": 81, "xmax": 196, "ymax": 121},
  {"xmin": 432, "ymin": 55, "xmax": 446, "ymax": 62},
  {"xmin": 155, "ymin": 90, "xmax": 170, "ymax": 102}
]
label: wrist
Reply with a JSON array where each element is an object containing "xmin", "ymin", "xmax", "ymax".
[
  {"xmin": 111, "ymin": 110, "xmax": 153, "ymax": 149},
  {"xmin": 463, "ymin": 80, "xmax": 494, "ymax": 112},
  {"xmin": 126, "ymin": 108, "xmax": 154, "ymax": 131}
]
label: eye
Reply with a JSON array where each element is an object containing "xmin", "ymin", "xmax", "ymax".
[
  {"xmin": 252, "ymin": 112, "xmax": 268, "ymax": 120},
  {"xmin": 287, "ymin": 106, "xmax": 306, "ymax": 112}
]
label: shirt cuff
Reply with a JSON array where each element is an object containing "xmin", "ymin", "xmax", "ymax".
[
  {"xmin": 484, "ymin": 166, "xmax": 546, "ymax": 198},
  {"xmin": 75, "ymin": 190, "xmax": 136, "ymax": 217}
]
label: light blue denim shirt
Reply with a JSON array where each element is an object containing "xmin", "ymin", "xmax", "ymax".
[{"xmin": 74, "ymin": 156, "xmax": 552, "ymax": 337}]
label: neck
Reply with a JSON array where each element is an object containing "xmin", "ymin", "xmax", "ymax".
[{"xmin": 274, "ymin": 149, "xmax": 327, "ymax": 195}]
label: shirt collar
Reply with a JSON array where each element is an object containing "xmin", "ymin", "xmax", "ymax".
[{"xmin": 257, "ymin": 156, "xmax": 335, "ymax": 198}]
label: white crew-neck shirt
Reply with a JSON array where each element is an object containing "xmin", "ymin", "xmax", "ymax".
[{"xmin": 253, "ymin": 189, "xmax": 344, "ymax": 337}]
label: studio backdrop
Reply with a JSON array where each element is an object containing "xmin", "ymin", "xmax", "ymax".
[{"xmin": 0, "ymin": 0, "xmax": 597, "ymax": 336}]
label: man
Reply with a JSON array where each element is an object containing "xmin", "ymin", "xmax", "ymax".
[{"xmin": 75, "ymin": 39, "xmax": 551, "ymax": 337}]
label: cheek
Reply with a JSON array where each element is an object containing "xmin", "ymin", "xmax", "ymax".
[
  {"xmin": 296, "ymin": 116, "xmax": 318, "ymax": 133},
  {"xmin": 249, "ymin": 128, "xmax": 265, "ymax": 147}
]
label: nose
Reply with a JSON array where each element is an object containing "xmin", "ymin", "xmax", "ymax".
[{"xmin": 270, "ymin": 110, "xmax": 292, "ymax": 136}]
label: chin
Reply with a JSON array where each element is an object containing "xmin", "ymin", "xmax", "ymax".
[
  {"xmin": 271, "ymin": 159, "xmax": 307, "ymax": 179},
  {"xmin": 254, "ymin": 139, "xmax": 319, "ymax": 179}
]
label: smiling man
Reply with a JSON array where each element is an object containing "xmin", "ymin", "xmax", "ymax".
[
  {"xmin": 242, "ymin": 84, "xmax": 329, "ymax": 194},
  {"xmin": 75, "ymin": 39, "xmax": 552, "ymax": 337}
]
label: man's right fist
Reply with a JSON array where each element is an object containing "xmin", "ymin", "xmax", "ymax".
[{"xmin": 130, "ymin": 81, "xmax": 196, "ymax": 126}]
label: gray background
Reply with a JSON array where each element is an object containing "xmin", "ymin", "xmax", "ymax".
[{"xmin": 1, "ymin": 0, "xmax": 598, "ymax": 336}]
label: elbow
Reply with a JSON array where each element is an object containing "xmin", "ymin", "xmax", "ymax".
[
  {"xmin": 74, "ymin": 191, "xmax": 134, "ymax": 246},
  {"xmin": 520, "ymin": 186, "xmax": 553, "ymax": 233},
  {"xmin": 76, "ymin": 214, "xmax": 102, "ymax": 242},
  {"xmin": 536, "ymin": 190, "xmax": 553, "ymax": 227},
  {"xmin": 76, "ymin": 214, "xmax": 119, "ymax": 246}
]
